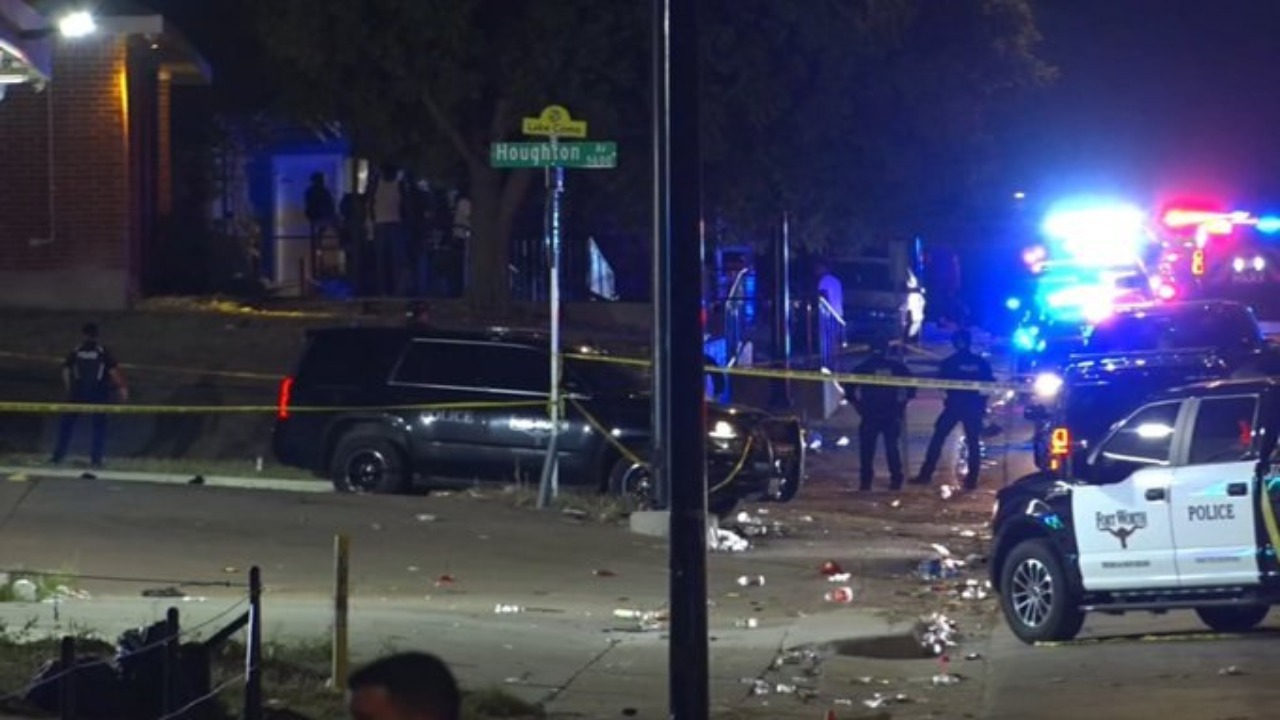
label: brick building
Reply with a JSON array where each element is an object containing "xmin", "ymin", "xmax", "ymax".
[{"xmin": 0, "ymin": 0, "xmax": 207, "ymax": 309}]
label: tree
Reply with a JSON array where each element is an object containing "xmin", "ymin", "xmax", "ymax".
[
  {"xmin": 256, "ymin": 0, "xmax": 646, "ymax": 312},
  {"xmin": 255, "ymin": 0, "xmax": 1050, "ymax": 308}
]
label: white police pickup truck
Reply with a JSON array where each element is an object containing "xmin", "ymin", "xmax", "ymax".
[{"xmin": 991, "ymin": 377, "xmax": 1280, "ymax": 643}]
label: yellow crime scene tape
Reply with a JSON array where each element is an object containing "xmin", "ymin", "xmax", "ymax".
[
  {"xmin": 0, "ymin": 400, "xmax": 547, "ymax": 415},
  {"xmin": 564, "ymin": 352, "xmax": 1021, "ymax": 393},
  {"xmin": 0, "ymin": 350, "xmax": 279, "ymax": 383}
]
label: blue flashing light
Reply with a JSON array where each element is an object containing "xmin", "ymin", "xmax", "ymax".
[
  {"xmin": 1258, "ymin": 216, "xmax": 1280, "ymax": 235},
  {"xmin": 1014, "ymin": 326, "xmax": 1038, "ymax": 351},
  {"xmin": 1006, "ymin": 297, "xmax": 1022, "ymax": 311}
]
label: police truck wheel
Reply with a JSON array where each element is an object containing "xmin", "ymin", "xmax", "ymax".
[
  {"xmin": 332, "ymin": 435, "xmax": 408, "ymax": 494},
  {"xmin": 999, "ymin": 539, "xmax": 1085, "ymax": 644},
  {"xmin": 1194, "ymin": 605, "xmax": 1270, "ymax": 633}
]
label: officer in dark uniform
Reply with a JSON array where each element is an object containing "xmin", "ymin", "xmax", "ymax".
[
  {"xmin": 50, "ymin": 323, "xmax": 128, "ymax": 468},
  {"xmin": 913, "ymin": 328, "xmax": 994, "ymax": 490},
  {"xmin": 845, "ymin": 337, "xmax": 914, "ymax": 490}
]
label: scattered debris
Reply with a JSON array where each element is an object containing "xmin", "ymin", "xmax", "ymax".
[
  {"xmin": 863, "ymin": 693, "xmax": 912, "ymax": 709},
  {"xmin": 708, "ymin": 527, "xmax": 750, "ymax": 553},
  {"xmin": 433, "ymin": 574, "xmax": 455, "ymax": 587},
  {"xmin": 592, "ymin": 569, "xmax": 617, "ymax": 578},
  {"xmin": 561, "ymin": 507, "xmax": 588, "ymax": 521},
  {"xmin": 964, "ymin": 652, "xmax": 984, "ymax": 661},
  {"xmin": 737, "ymin": 575, "xmax": 766, "ymax": 588},
  {"xmin": 827, "ymin": 573, "xmax": 852, "ymax": 583},
  {"xmin": 494, "ymin": 604, "xmax": 524, "ymax": 614},
  {"xmin": 957, "ymin": 529, "xmax": 978, "ymax": 538},
  {"xmin": 414, "ymin": 513, "xmax": 437, "ymax": 523},
  {"xmin": 890, "ymin": 499, "xmax": 902, "ymax": 509},
  {"xmin": 734, "ymin": 618, "xmax": 760, "ymax": 629},
  {"xmin": 917, "ymin": 558, "xmax": 963, "ymax": 581},
  {"xmin": 835, "ymin": 436, "xmax": 850, "ymax": 448},
  {"xmin": 917, "ymin": 612, "xmax": 959, "ymax": 656},
  {"xmin": 141, "ymin": 587, "xmax": 185, "ymax": 599},
  {"xmin": 931, "ymin": 673, "xmax": 963, "ymax": 686},
  {"xmin": 1219, "ymin": 666, "xmax": 1245, "ymax": 676},
  {"xmin": 824, "ymin": 587, "xmax": 854, "ymax": 604},
  {"xmin": 939, "ymin": 484, "xmax": 957, "ymax": 500},
  {"xmin": 407, "ymin": 566, "xmax": 420, "ymax": 573},
  {"xmin": 960, "ymin": 579, "xmax": 990, "ymax": 601},
  {"xmin": 774, "ymin": 683, "xmax": 797, "ymax": 694},
  {"xmin": 820, "ymin": 560, "xmax": 844, "ymax": 576},
  {"xmin": 798, "ymin": 515, "xmax": 815, "ymax": 523}
]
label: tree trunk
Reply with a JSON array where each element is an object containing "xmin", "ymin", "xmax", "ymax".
[
  {"xmin": 466, "ymin": 166, "xmax": 508, "ymax": 314},
  {"xmin": 465, "ymin": 164, "xmax": 536, "ymax": 316}
]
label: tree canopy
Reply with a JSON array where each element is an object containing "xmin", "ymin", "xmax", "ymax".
[{"xmin": 256, "ymin": 0, "xmax": 1051, "ymax": 308}]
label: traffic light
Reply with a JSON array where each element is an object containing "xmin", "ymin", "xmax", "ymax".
[{"xmin": 1192, "ymin": 249, "xmax": 1206, "ymax": 276}]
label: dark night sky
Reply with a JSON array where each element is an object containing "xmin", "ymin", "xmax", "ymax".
[
  {"xmin": 1001, "ymin": 0, "xmax": 1280, "ymax": 211},
  {"xmin": 141, "ymin": 1, "xmax": 1280, "ymax": 213}
]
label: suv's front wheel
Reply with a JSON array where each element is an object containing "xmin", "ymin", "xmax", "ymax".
[
  {"xmin": 332, "ymin": 435, "xmax": 408, "ymax": 494},
  {"xmin": 999, "ymin": 539, "xmax": 1085, "ymax": 644},
  {"xmin": 1195, "ymin": 605, "xmax": 1270, "ymax": 633}
]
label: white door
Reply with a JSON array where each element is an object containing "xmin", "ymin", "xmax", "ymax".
[
  {"xmin": 1073, "ymin": 400, "xmax": 1183, "ymax": 591},
  {"xmin": 1171, "ymin": 395, "xmax": 1261, "ymax": 587}
]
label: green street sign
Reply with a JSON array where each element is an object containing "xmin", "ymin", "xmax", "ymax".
[{"xmin": 490, "ymin": 141, "xmax": 617, "ymax": 169}]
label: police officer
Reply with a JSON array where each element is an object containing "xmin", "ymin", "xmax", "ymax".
[
  {"xmin": 845, "ymin": 337, "xmax": 914, "ymax": 491},
  {"xmin": 913, "ymin": 328, "xmax": 994, "ymax": 490},
  {"xmin": 50, "ymin": 323, "xmax": 128, "ymax": 468}
]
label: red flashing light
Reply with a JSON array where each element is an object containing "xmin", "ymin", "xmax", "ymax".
[
  {"xmin": 277, "ymin": 376, "xmax": 294, "ymax": 420},
  {"xmin": 1050, "ymin": 427, "xmax": 1071, "ymax": 457}
]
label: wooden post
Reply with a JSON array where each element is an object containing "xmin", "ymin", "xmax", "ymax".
[{"xmin": 332, "ymin": 534, "xmax": 350, "ymax": 691}]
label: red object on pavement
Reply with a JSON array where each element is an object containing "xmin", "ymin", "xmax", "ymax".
[
  {"xmin": 593, "ymin": 569, "xmax": 617, "ymax": 578},
  {"xmin": 820, "ymin": 560, "xmax": 844, "ymax": 576},
  {"xmin": 434, "ymin": 574, "xmax": 456, "ymax": 586},
  {"xmin": 823, "ymin": 586, "xmax": 854, "ymax": 603}
]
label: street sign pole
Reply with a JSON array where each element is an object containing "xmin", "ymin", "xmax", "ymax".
[
  {"xmin": 665, "ymin": 0, "xmax": 710, "ymax": 717},
  {"xmin": 651, "ymin": 0, "xmax": 670, "ymax": 512},
  {"xmin": 537, "ymin": 135, "xmax": 564, "ymax": 508}
]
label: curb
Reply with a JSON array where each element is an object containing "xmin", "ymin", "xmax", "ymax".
[{"xmin": 0, "ymin": 465, "xmax": 331, "ymax": 494}]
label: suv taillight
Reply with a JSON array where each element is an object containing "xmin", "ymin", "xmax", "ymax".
[
  {"xmin": 278, "ymin": 376, "xmax": 294, "ymax": 420},
  {"xmin": 1049, "ymin": 427, "xmax": 1070, "ymax": 471}
]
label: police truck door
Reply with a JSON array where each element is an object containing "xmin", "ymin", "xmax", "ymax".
[
  {"xmin": 1072, "ymin": 401, "xmax": 1183, "ymax": 591},
  {"xmin": 1170, "ymin": 394, "xmax": 1262, "ymax": 587}
]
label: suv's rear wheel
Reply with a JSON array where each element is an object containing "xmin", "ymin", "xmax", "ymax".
[
  {"xmin": 1195, "ymin": 605, "xmax": 1270, "ymax": 633},
  {"xmin": 332, "ymin": 435, "xmax": 408, "ymax": 494},
  {"xmin": 999, "ymin": 539, "xmax": 1085, "ymax": 644},
  {"xmin": 607, "ymin": 453, "xmax": 656, "ymax": 512}
]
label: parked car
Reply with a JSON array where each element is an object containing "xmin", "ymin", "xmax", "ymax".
[{"xmin": 272, "ymin": 327, "xmax": 806, "ymax": 514}]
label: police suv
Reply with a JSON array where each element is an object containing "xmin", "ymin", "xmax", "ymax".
[{"xmin": 993, "ymin": 377, "xmax": 1280, "ymax": 643}]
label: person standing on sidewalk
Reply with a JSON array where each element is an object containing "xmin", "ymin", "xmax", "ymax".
[
  {"xmin": 845, "ymin": 336, "xmax": 914, "ymax": 491},
  {"xmin": 912, "ymin": 328, "xmax": 993, "ymax": 491},
  {"xmin": 50, "ymin": 323, "xmax": 129, "ymax": 469}
]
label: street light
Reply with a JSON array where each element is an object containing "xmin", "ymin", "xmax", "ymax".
[{"xmin": 57, "ymin": 11, "xmax": 97, "ymax": 39}]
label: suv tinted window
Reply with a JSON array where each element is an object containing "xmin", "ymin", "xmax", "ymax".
[
  {"xmin": 296, "ymin": 332, "xmax": 401, "ymax": 385},
  {"xmin": 1188, "ymin": 396, "xmax": 1259, "ymax": 465},
  {"xmin": 1100, "ymin": 401, "xmax": 1180, "ymax": 465},
  {"xmin": 394, "ymin": 340, "xmax": 548, "ymax": 393}
]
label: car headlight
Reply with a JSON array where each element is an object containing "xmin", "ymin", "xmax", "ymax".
[
  {"xmin": 709, "ymin": 420, "xmax": 738, "ymax": 441},
  {"xmin": 1033, "ymin": 372, "xmax": 1064, "ymax": 400}
]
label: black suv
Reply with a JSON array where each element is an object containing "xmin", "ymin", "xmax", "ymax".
[
  {"xmin": 1028, "ymin": 300, "xmax": 1275, "ymax": 473},
  {"xmin": 272, "ymin": 327, "xmax": 805, "ymax": 514}
]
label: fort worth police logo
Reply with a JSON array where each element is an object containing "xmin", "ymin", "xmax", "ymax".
[{"xmin": 1096, "ymin": 510, "xmax": 1148, "ymax": 549}]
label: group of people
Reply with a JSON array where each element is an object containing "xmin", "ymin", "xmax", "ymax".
[
  {"xmin": 305, "ymin": 166, "xmax": 472, "ymax": 298},
  {"xmin": 843, "ymin": 328, "xmax": 994, "ymax": 492}
]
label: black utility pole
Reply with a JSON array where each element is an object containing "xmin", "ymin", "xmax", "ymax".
[
  {"xmin": 663, "ymin": 0, "xmax": 710, "ymax": 717},
  {"xmin": 770, "ymin": 213, "xmax": 793, "ymax": 409}
]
